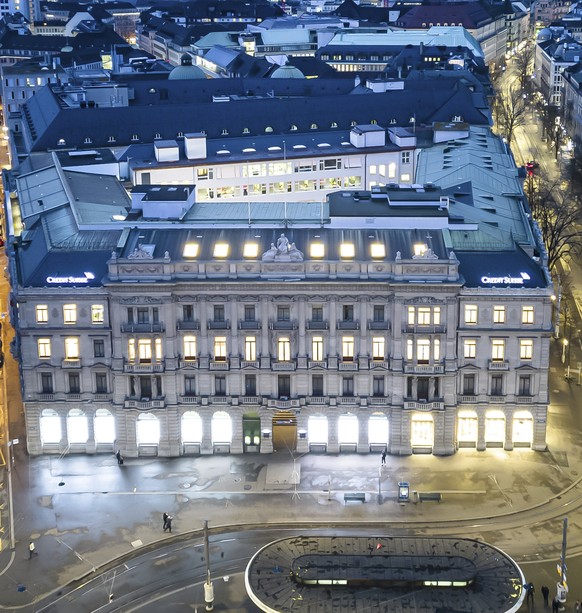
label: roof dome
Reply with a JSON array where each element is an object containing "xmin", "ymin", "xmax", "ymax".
[
  {"xmin": 271, "ymin": 64, "xmax": 305, "ymax": 79},
  {"xmin": 168, "ymin": 54, "xmax": 205, "ymax": 80}
]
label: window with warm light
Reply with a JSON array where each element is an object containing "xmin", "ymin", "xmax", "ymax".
[
  {"xmin": 312, "ymin": 336, "xmax": 324, "ymax": 361},
  {"xmin": 493, "ymin": 306, "xmax": 505, "ymax": 324},
  {"xmin": 138, "ymin": 339, "xmax": 152, "ymax": 362},
  {"xmin": 310, "ymin": 243, "xmax": 325, "ymax": 258},
  {"xmin": 413, "ymin": 243, "xmax": 427, "ymax": 257},
  {"xmin": 370, "ymin": 243, "xmax": 385, "ymax": 258},
  {"xmin": 491, "ymin": 339, "xmax": 505, "ymax": 361},
  {"xmin": 417, "ymin": 307, "xmax": 431, "ymax": 325},
  {"xmin": 155, "ymin": 338, "xmax": 163, "ymax": 360},
  {"xmin": 243, "ymin": 242, "xmax": 259, "ymax": 258},
  {"xmin": 183, "ymin": 336, "xmax": 197, "ymax": 360},
  {"xmin": 278, "ymin": 337, "xmax": 291, "ymax": 361},
  {"xmin": 214, "ymin": 337, "xmax": 227, "ymax": 361},
  {"xmin": 372, "ymin": 337, "xmax": 384, "ymax": 360},
  {"xmin": 464, "ymin": 339, "xmax": 477, "ymax": 358},
  {"xmin": 183, "ymin": 243, "xmax": 199, "ymax": 258},
  {"xmin": 91, "ymin": 304, "xmax": 104, "ymax": 324},
  {"xmin": 433, "ymin": 307, "xmax": 441, "ymax": 325},
  {"xmin": 213, "ymin": 243, "xmax": 229, "ymax": 258},
  {"xmin": 417, "ymin": 338, "xmax": 430, "ymax": 362},
  {"xmin": 408, "ymin": 306, "xmax": 415, "ymax": 325},
  {"xmin": 520, "ymin": 339, "xmax": 533, "ymax": 359},
  {"xmin": 63, "ymin": 304, "xmax": 77, "ymax": 324},
  {"xmin": 38, "ymin": 338, "xmax": 51, "ymax": 358},
  {"xmin": 65, "ymin": 337, "xmax": 79, "ymax": 360},
  {"xmin": 522, "ymin": 306, "xmax": 534, "ymax": 324},
  {"xmin": 36, "ymin": 304, "xmax": 48, "ymax": 323},
  {"xmin": 244, "ymin": 336, "xmax": 256, "ymax": 361},
  {"xmin": 342, "ymin": 336, "xmax": 354, "ymax": 361},
  {"xmin": 128, "ymin": 339, "xmax": 135, "ymax": 361},
  {"xmin": 465, "ymin": 305, "xmax": 478, "ymax": 325},
  {"xmin": 340, "ymin": 243, "xmax": 355, "ymax": 259},
  {"xmin": 434, "ymin": 338, "xmax": 440, "ymax": 360}
]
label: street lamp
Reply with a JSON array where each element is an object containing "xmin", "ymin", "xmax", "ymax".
[{"xmin": 562, "ymin": 339, "xmax": 568, "ymax": 364}]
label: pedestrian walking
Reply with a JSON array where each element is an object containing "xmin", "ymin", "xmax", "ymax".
[
  {"xmin": 552, "ymin": 596, "xmax": 560, "ymax": 613},
  {"xmin": 381, "ymin": 448, "xmax": 387, "ymax": 466},
  {"xmin": 28, "ymin": 541, "xmax": 38, "ymax": 559},
  {"xmin": 541, "ymin": 585, "xmax": 549, "ymax": 606},
  {"xmin": 526, "ymin": 582, "xmax": 535, "ymax": 605},
  {"xmin": 575, "ymin": 599, "xmax": 580, "ymax": 612},
  {"xmin": 163, "ymin": 512, "xmax": 169, "ymax": 531},
  {"xmin": 165, "ymin": 515, "xmax": 173, "ymax": 533},
  {"xmin": 115, "ymin": 450, "xmax": 123, "ymax": 465}
]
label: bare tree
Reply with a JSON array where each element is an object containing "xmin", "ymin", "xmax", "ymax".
[
  {"xmin": 527, "ymin": 174, "xmax": 582, "ymax": 272},
  {"xmin": 494, "ymin": 85, "xmax": 528, "ymax": 148},
  {"xmin": 512, "ymin": 45, "xmax": 534, "ymax": 93}
]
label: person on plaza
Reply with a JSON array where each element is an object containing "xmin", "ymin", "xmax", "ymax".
[
  {"xmin": 28, "ymin": 541, "xmax": 38, "ymax": 559},
  {"xmin": 575, "ymin": 599, "xmax": 581, "ymax": 612},
  {"xmin": 115, "ymin": 450, "xmax": 123, "ymax": 465},
  {"xmin": 163, "ymin": 512, "xmax": 169, "ymax": 531},
  {"xmin": 165, "ymin": 515, "xmax": 173, "ymax": 533},
  {"xmin": 541, "ymin": 585, "xmax": 550, "ymax": 606},
  {"xmin": 525, "ymin": 582, "xmax": 535, "ymax": 605},
  {"xmin": 381, "ymin": 448, "xmax": 387, "ymax": 466},
  {"xmin": 552, "ymin": 596, "xmax": 560, "ymax": 612}
]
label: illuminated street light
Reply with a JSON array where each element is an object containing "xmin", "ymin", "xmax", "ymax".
[{"xmin": 562, "ymin": 339, "xmax": 568, "ymax": 364}]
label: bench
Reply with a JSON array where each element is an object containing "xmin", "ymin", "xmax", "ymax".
[
  {"xmin": 344, "ymin": 492, "xmax": 366, "ymax": 504},
  {"xmin": 418, "ymin": 492, "xmax": 442, "ymax": 502}
]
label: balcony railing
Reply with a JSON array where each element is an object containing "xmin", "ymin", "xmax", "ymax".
[
  {"xmin": 307, "ymin": 396, "xmax": 326, "ymax": 404},
  {"xmin": 180, "ymin": 395, "xmax": 201, "ymax": 404},
  {"xmin": 241, "ymin": 396, "xmax": 261, "ymax": 404},
  {"xmin": 124, "ymin": 397, "xmax": 166, "ymax": 409},
  {"xmin": 62, "ymin": 358, "xmax": 81, "ymax": 368},
  {"xmin": 488, "ymin": 361, "xmax": 509, "ymax": 370},
  {"xmin": 177, "ymin": 319, "xmax": 200, "ymax": 330},
  {"xmin": 306, "ymin": 320, "xmax": 328, "ymax": 330},
  {"xmin": 404, "ymin": 400, "xmax": 445, "ymax": 411},
  {"xmin": 124, "ymin": 361, "xmax": 165, "ymax": 373},
  {"xmin": 267, "ymin": 398, "xmax": 300, "ymax": 409},
  {"xmin": 270, "ymin": 319, "xmax": 298, "ymax": 330},
  {"xmin": 121, "ymin": 322, "xmax": 165, "ymax": 333},
  {"xmin": 241, "ymin": 360, "xmax": 260, "ymax": 369},
  {"xmin": 239, "ymin": 320, "xmax": 261, "ymax": 330},
  {"xmin": 516, "ymin": 395, "xmax": 533, "ymax": 403},
  {"xmin": 458, "ymin": 394, "xmax": 477, "ymax": 403},
  {"xmin": 403, "ymin": 363, "xmax": 444, "ymax": 374},
  {"xmin": 339, "ymin": 361, "xmax": 358, "ymax": 371},
  {"xmin": 209, "ymin": 360, "xmax": 229, "ymax": 370},
  {"xmin": 403, "ymin": 324, "xmax": 446, "ymax": 334},
  {"xmin": 272, "ymin": 360, "xmax": 296, "ymax": 371},
  {"xmin": 337, "ymin": 320, "xmax": 359, "ymax": 330},
  {"xmin": 308, "ymin": 360, "xmax": 327, "ymax": 369},
  {"xmin": 208, "ymin": 320, "xmax": 230, "ymax": 330},
  {"xmin": 368, "ymin": 320, "xmax": 390, "ymax": 330}
]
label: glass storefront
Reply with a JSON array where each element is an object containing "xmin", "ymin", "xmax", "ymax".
[
  {"xmin": 40, "ymin": 408, "xmax": 61, "ymax": 444},
  {"xmin": 338, "ymin": 414, "xmax": 358, "ymax": 445},
  {"xmin": 308, "ymin": 415, "xmax": 328, "ymax": 444},
  {"xmin": 136, "ymin": 412, "xmax": 160, "ymax": 444},
  {"xmin": 485, "ymin": 410, "xmax": 505, "ymax": 446},
  {"xmin": 513, "ymin": 410, "xmax": 533, "ymax": 446},
  {"xmin": 368, "ymin": 414, "xmax": 389, "ymax": 445},
  {"xmin": 411, "ymin": 413, "xmax": 434, "ymax": 447},
  {"xmin": 181, "ymin": 410, "xmax": 203, "ymax": 444},
  {"xmin": 457, "ymin": 410, "xmax": 478, "ymax": 446},
  {"xmin": 67, "ymin": 409, "xmax": 88, "ymax": 444}
]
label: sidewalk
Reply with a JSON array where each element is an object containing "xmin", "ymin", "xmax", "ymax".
[{"xmin": 0, "ymin": 337, "xmax": 582, "ymax": 611}]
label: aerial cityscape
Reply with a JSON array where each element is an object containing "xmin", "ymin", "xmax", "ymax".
[{"xmin": 0, "ymin": 0, "xmax": 581, "ymax": 610}]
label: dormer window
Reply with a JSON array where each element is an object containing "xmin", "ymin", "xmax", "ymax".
[
  {"xmin": 310, "ymin": 123, "xmax": 318, "ymax": 130},
  {"xmin": 177, "ymin": 131, "xmax": 184, "ymax": 138},
  {"xmin": 290, "ymin": 125, "xmax": 298, "ymax": 131},
  {"xmin": 154, "ymin": 133, "xmax": 161, "ymax": 140},
  {"xmin": 108, "ymin": 136, "xmax": 116, "ymax": 143},
  {"xmin": 350, "ymin": 121, "xmax": 357, "ymax": 127},
  {"xmin": 221, "ymin": 129, "xmax": 229, "ymax": 135},
  {"xmin": 453, "ymin": 115, "xmax": 463, "ymax": 122},
  {"xmin": 84, "ymin": 137, "xmax": 92, "ymax": 144},
  {"xmin": 58, "ymin": 138, "xmax": 66, "ymax": 146},
  {"xmin": 131, "ymin": 134, "xmax": 139, "ymax": 141},
  {"xmin": 243, "ymin": 127, "xmax": 250, "ymax": 134},
  {"xmin": 265, "ymin": 126, "xmax": 273, "ymax": 133},
  {"xmin": 330, "ymin": 122, "xmax": 338, "ymax": 128}
]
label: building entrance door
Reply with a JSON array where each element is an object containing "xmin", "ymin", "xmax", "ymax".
[
  {"xmin": 272, "ymin": 411, "xmax": 297, "ymax": 451},
  {"xmin": 243, "ymin": 414, "xmax": 261, "ymax": 452}
]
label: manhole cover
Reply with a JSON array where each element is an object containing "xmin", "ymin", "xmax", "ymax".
[
  {"xmin": 244, "ymin": 485, "xmax": 252, "ymax": 490},
  {"xmin": 179, "ymin": 483, "xmax": 192, "ymax": 489}
]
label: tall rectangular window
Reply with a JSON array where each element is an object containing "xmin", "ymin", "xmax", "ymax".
[
  {"xmin": 342, "ymin": 336, "xmax": 354, "ymax": 361},
  {"xmin": 68, "ymin": 372, "xmax": 80, "ymax": 394},
  {"xmin": 491, "ymin": 339, "xmax": 505, "ymax": 361},
  {"xmin": 184, "ymin": 376, "xmax": 196, "ymax": 396},
  {"xmin": 215, "ymin": 375, "xmax": 226, "ymax": 396},
  {"xmin": 401, "ymin": 151, "xmax": 411, "ymax": 164},
  {"xmin": 312, "ymin": 336, "xmax": 324, "ymax": 361},
  {"xmin": 41, "ymin": 372, "xmax": 53, "ymax": 393},
  {"xmin": 244, "ymin": 305, "xmax": 255, "ymax": 321},
  {"xmin": 244, "ymin": 336, "xmax": 256, "ymax": 361},
  {"xmin": 36, "ymin": 304, "xmax": 48, "ymax": 323},
  {"xmin": 278, "ymin": 337, "xmax": 291, "ymax": 361},
  {"xmin": 245, "ymin": 374, "xmax": 256, "ymax": 396},
  {"xmin": 464, "ymin": 305, "xmax": 478, "ymax": 325},
  {"xmin": 95, "ymin": 373, "xmax": 108, "ymax": 394},
  {"xmin": 463, "ymin": 373, "xmax": 475, "ymax": 395},
  {"xmin": 417, "ymin": 339, "xmax": 430, "ymax": 362},
  {"xmin": 433, "ymin": 338, "xmax": 440, "ymax": 361},
  {"xmin": 518, "ymin": 375, "xmax": 531, "ymax": 396},
  {"xmin": 155, "ymin": 338, "xmax": 163, "ymax": 361},
  {"xmin": 63, "ymin": 304, "xmax": 77, "ymax": 324},
  {"xmin": 522, "ymin": 306, "xmax": 534, "ymax": 324},
  {"xmin": 137, "ymin": 307, "xmax": 148, "ymax": 324},
  {"xmin": 214, "ymin": 337, "xmax": 227, "ymax": 361},
  {"xmin": 342, "ymin": 376, "xmax": 354, "ymax": 396},
  {"xmin": 93, "ymin": 339, "xmax": 105, "ymax": 358},
  {"xmin": 373, "ymin": 305, "xmax": 384, "ymax": 322},
  {"xmin": 373, "ymin": 376, "xmax": 384, "ymax": 397},
  {"xmin": 407, "ymin": 306, "xmax": 415, "ymax": 325},
  {"xmin": 491, "ymin": 374, "xmax": 503, "ymax": 396},
  {"xmin": 138, "ymin": 339, "xmax": 152, "ymax": 362},
  {"xmin": 312, "ymin": 374, "xmax": 324, "ymax": 396},
  {"xmin": 433, "ymin": 307, "xmax": 441, "ymax": 325},
  {"xmin": 278, "ymin": 375, "xmax": 290, "ymax": 398},
  {"xmin": 183, "ymin": 336, "xmax": 197, "ymax": 360},
  {"xmin": 277, "ymin": 305, "xmax": 290, "ymax": 321},
  {"xmin": 372, "ymin": 337, "xmax": 384, "ymax": 360},
  {"xmin": 214, "ymin": 305, "xmax": 225, "ymax": 322},
  {"xmin": 91, "ymin": 304, "xmax": 104, "ymax": 324},
  {"xmin": 38, "ymin": 338, "xmax": 51, "ymax": 358},
  {"xmin": 342, "ymin": 305, "xmax": 354, "ymax": 321},
  {"xmin": 128, "ymin": 339, "xmax": 135, "ymax": 361},
  {"xmin": 406, "ymin": 338, "xmax": 414, "ymax": 361},
  {"xmin": 520, "ymin": 339, "xmax": 534, "ymax": 360},
  {"xmin": 64, "ymin": 337, "xmax": 79, "ymax": 359},
  {"xmin": 183, "ymin": 304, "xmax": 194, "ymax": 321},
  {"xmin": 493, "ymin": 306, "xmax": 505, "ymax": 324},
  {"xmin": 311, "ymin": 306, "xmax": 323, "ymax": 321},
  {"xmin": 417, "ymin": 307, "xmax": 431, "ymax": 325},
  {"xmin": 464, "ymin": 339, "xmax": 476, "ymax": 358}
]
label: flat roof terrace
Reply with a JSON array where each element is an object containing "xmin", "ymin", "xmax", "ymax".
[{"xmin": 245, "ymin": 535, "xmax": 525, "ymax": 612}]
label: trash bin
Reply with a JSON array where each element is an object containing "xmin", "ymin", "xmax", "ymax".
[{"xmin": 398, "ymin": 482, "xmax": 410, "ymax": 502}]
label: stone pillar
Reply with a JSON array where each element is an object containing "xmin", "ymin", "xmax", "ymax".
[
  {"xmin": 122, "ymin": 409, "xmax": 138, "ymax": 458},
  {"xmin": 532, "ymin": 405, "xmax": 548, "ymax": 451},
  {"xmin": 260, "ymin": 296, "xmax": 270, "ymax": 368},
  {"xmin": 229, "ymin": 296, "xmax": 239, "ymax": 357},
  {"xmin": 476, "ymin": 406, "xmax": 486, "ymax": 451},
  {"xmin": 297, "ymin": 296, "xmax": 306, "ymax": 357},
  {"xmin": 357, "ymin": 411, "xmax": 368, "ymax": 453},
  {"xmin": 432, "ymin": 410, "xmax": 455, "ymax": 456},
  {"xmin": 504, "ymin": 408, "xmax": 514, "ymax": 451},
  {"xmin": 296, "ymin": 412, "xmax": 309, "ymax": 453},
  {"xmin": 200, "ymin": 407, "xmax": 213, "ymax": 455},
  {"xmin": 59, "ymin": 410, "xmax": 68, "ymax": 453},
  {"xmin": 397, "ymin": 411, "xmax": 412, "ymax": 455},
  {"xmin": 260, "ymin": 410, "xmax": 273, "ymax": 453},
  {"xmin": 230, "ymin": 408, "xmax": 244, "ymax": 454},
  {"xmin": 327, "ymin": 412, "xmax": 339, "ymax": 453},
  {"xmin": 329, "ymin": 297, "xmax": 337, "ymax": 356},
  {"xmin": 85, "ymin": 408, "xmax": 96, "ymax": 454},
  {"xmin": 199, "ymin": 296, "xmax": 209, "ymax": 356}
]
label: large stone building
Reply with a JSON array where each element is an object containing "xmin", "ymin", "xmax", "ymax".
[{"xmin": 7, "ymin": 126, "xmax": 552, "ymax": 457}]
